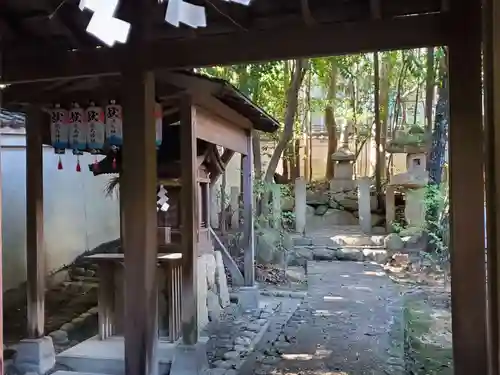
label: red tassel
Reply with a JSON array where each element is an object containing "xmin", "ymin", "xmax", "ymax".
[
  {"xmin": 93, "ymin": 159, "xmax": 99, "ymax": 173},
  {"xmin": 57, "ymin": 156, "xmax": 63, "ymax": 170},
  {"xmin": 76, "ymin": 160, "xmax": 81, "ymax": 172},
  {"xmin": 112, "ymin": 157, "xmax": 117, "ymax": 170}
]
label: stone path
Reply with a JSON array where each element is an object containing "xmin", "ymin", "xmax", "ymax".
[{"xmin": 251, "ymin": 261, "xmax": 405, "ymax": 375}]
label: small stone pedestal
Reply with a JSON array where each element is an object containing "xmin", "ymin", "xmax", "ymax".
[
  {"xmin": 13, "ymin": 336, "xmax": 56, "ymax": 374},
  {"xmin": 169, "ymin": 337, "xmax": 209, "ymax": 375},
  {"xmin": 357, "ymin": 177, "xmax": 372, "ymax": 234}
]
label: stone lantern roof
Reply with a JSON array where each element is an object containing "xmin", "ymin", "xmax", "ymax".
[{"xmin": 331, "ymin": 147, "xmax": 356, "ymax": 162}]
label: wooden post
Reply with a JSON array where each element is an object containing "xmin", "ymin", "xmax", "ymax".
[
  {"xmin": 242, "ymin": 133, "xmax": 255, "ymax": 286},
  {"xmin": 180, "ymin": 96, "xmax": 198, "ymax": 345},
  {"xmin": 120, "ymin": 0, "xmax": 159, "ymax": 373},
  {"xmin": 0, "ymin": 128, "xmax": 4, "ymax": 375},
  {"xmin": 448, "ymin": 0, "xmax": 488, "ymax": 372},
  {"xmin": 121, "ymin": 71, "xmax": 158, "ymax": 375},
  {"xmin": 209, "ymin": 184, "xmax": 218, "ymax": 229},
  {"xmin": 26, "ymin": 107, "xmax": 45, "ymax": 339},
  {"xmin": 483, "ymin": 0, "xmax": 500, "ymax": 372}
]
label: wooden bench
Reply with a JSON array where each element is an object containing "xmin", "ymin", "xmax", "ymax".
[{"xmin": 86, "ymin": 253, "xmax": 183, "ymax": 342}]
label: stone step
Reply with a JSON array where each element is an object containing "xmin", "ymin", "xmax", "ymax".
[
  {"xmin": 293, "ymin": 246, "xmax": 388, "ymax": 263},
  {"xmin": 293, "ymin": 233, "xmax": 385, "ymax": 248},
  {"xmin": 51, "ymin": 371, "xmax": 110, "ymax": 375}
]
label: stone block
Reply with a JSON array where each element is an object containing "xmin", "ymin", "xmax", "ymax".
[
  {"xmin": 197, "ymin": 258, "xmax": 209, "ymax": 330},
  {"xmin": 236, "ymin": 286, "xmax": 259, "ymax": 309},
  {"xmin": 335, "ymin": 248, "xmax": 364, "ymax": 262},
  {"xmin": 170, "ymin": 337, "xmax": 209, "ymax": 375},
  {"xmin": 207, "ymin": 290, "xmax": 223, "ymax": 323},
  {"xmin": 13, "ymin": 337, "xmax": 56, "ymax": 375},
  {"xmin": 214, "ymin": 251, "xmax": 230, "ymax": 307},
  {"xmin": 293, "ymin": 237, "xmax": 312, "ymax": 246},
  {"xmin": 202, "ymin": 253, "xmax": 217, "ymax": 290}
]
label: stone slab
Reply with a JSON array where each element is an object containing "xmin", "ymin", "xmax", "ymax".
[
  {"xmin": 197, "ymin": 257, "xmax": 210, "ymax": 330},
  {"xmin": 234, "ymin": 286, "xmax": 259, "ymax": 310},
  {"xmin": 13, "ymin": 336, "xmax": 56, "ymax": 375},
  {"xmin": 170, "ymin": 337, "xmax": 209, "ymax": 375},
  {"xmin": 214, "ymin": 251, "xmax": 230, "ymax": 307},
  {"xmin": 56, "ymin": 336, "xmax": 174, "ymax": 375}
]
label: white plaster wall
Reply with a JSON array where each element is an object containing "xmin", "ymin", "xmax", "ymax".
[{"xmin": 1, "ymin": 132, "xmax": 120, "ymax": 291}]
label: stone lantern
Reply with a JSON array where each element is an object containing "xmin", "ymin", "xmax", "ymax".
[
  {"xmin": 386, "ymin": 141, "xmax": 429, "ymax": 235},
  {"xmin": 330, "ymin": 147, "xmax": 356, "ymax": 192}
]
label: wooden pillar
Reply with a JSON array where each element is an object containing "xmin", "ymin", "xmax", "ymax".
[
  {"xmin": 483, "ymin": 0, "xmax": 500, "ymax": 372},
  {"xmin": 242, "ymin": 133, "xmax": 254, "ymax": 286},
  {"xmin": 120, "ymin": 1, "xmax": 158, "ymax": 374},
  {"xmin": 180, "ymin": 96, "xmax": 198, "ymax": 345},
  {"xmin": 26, "ymin": 107, "xmax": 45, "ymax": 339},
  {"xmin": 121, "ymin": 65, "xmax": 158, "ymax": 375},
  {"xmin": 0, "ymin": 126, "xmax": 4, "ymax": 375},
  {"xmin": 448, "ymin": 0, "xmax": 488, "ymax": 373}
]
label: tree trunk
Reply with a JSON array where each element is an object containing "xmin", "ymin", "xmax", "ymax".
[
  {"xmin": 264, "ymin": 59, "xmax": 307, "ymax": 182},
  {"xmin": 293, "ymin": 138, "xmax": 301, "ymax": 178},
  {"xmin": 379, "ymin": 53, "xmax": 391, "ymax": 180},
  {"xmin": 374, "ymin": 52, "xmax": 383, "ymax": 208},
  {"xmin": 325, "ymin": 58, "xmax": 339, "ymax": 180},
  {"xmin": 428, "ymin": 53, "xmax": 448, "ymax": 185},
  {"xmin": 425, "ymin": 47, "xmax": 436, "ymax": 166},
  {"xmin": 252, "ymin": 130, "xmax": 262, "ymax": 178}
]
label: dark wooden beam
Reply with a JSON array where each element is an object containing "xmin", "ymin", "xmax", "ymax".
[
  {"xmin": 483, "ymin": 0, "xmax": 500, "ymax": 370},
  {"xmin": 448, "ymin": 0, "xmax": 487, "ymax": 373},
  {"xmin": 120, "ymin": 0, "xmax": 158, "ymax": 374},
  {"xmin": 26, "ymin": 106, "xmax": 45, "ymax": 338},
  {"xmin": 2, "ymin": 13, "xmax": 448, "ymax": 84},
  {"xmin": 241, "ymin": 132, "xmax": 254, "ymax": 286},
  {"xmin": 121, "ymin": 69, "xmax": 159, "ymax": 375},
  {"xmin": 180, "ymin": 95, "xmax": 198, "ymax": 345}
]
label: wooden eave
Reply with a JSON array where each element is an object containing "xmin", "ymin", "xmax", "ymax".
[
  {"xmin": 0, "ymin": 0, "xmax": 447, "ymax": 83},
  {"xmin": 1, "ymin": 71, "xmax": 280, "ymax": 142}
]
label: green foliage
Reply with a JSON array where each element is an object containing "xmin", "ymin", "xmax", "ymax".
[{"xmin": 423, "ymin": 183, "xmax": 450, "ymax": 268}]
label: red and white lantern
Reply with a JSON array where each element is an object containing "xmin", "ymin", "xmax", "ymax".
[
  {"xmin": 68, "ymin": 103, "xmax": 86, "ymax": 172},
  {"xmin": 50, "ymin": 104, "xmax": 69, "ymax": 170},
  {"xmin": 155, "ymin": 102, "xmax": 163, "ymax": 148},
  {"xmin": 105, "ymin": 100, "xmax": 123, "ymax": 147},
  {"xmin": 86, "ymin": 103, "xmax": 106, "ymax": 153}
]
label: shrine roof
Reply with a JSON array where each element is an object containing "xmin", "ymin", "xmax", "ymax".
[{"xmin": 0, "ymin": 70, "xmax": 280, "ymax": 133}]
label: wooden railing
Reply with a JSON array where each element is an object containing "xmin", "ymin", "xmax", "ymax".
[
  {"xmin": 160, "ymin": 255, "xmax": 183, "ymax": 342},
  {"xmin": 87, "ymin": 253, "xmax": 183, "ymax": 342}
]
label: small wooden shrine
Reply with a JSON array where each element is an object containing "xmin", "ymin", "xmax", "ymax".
[
  {"xmin": 90, "ymin": 124, "xmax": 223, "ymax": 254},
  {"xmin": 2, "ymin": 69, "xmax": 279, "ymax": 373}
]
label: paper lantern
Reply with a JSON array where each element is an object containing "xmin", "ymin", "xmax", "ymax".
[
  {"xmin": 105, "ymin": 100, "xmax": 123, "ymax": 147},
  {"xmin": 68, "ymin": 103, "xmax": 87, "ymax": 153},
  {"xmin": 86, "ymin": 103, "xmax": 106, "ymax": 153},
  {"xmin": 155, "ymin": 102, "xmax": 163, "ymax": 148},
  {"xmin": 50, "ymin": 104, "xmax": 69, "ymax": 153}
]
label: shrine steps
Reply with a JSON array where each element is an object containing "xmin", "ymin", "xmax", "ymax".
[{"xmin": 56, "ymin": 336, "xmax": 174, "ymax": 375}]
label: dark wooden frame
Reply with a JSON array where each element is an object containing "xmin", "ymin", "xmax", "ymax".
[{"xmin": 11, "ymin": 0, "xmax": 492, "ymax": 375}]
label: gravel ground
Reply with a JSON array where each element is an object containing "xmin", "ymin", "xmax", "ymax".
[{"xmin": 251, "ymin": 261, "xmax": 405, "ymax": 375}]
